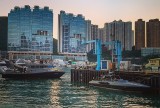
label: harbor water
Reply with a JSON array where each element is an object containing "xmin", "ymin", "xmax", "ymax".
[{"xmin": 0, "ymin": 68, "xmax": 160, "ymax": 108}]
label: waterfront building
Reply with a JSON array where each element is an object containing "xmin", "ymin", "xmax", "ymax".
[
  {"xmin": 146, "ymin": 19, "xmax": 160, "ymax": 47},
  {"xmin": 104, "ymin": 20, "xmax": 133, "ymax": 51},
  {"xmin": 0, "ymin": 17, "xmax": 8, "ymax": 51},
  {"xmin": 135, "ymin": 19, "xmax": 145, "ymax": 50},
  {"xmin": 141, "ymin": 47, "xmax": 160, "ymax": 56},
  {"xmin": 58, "ymin": 11, "xmax": 87, "ymax": 54},
  {"xmin": 8, "ymin": 5, "xmax": 53, "ymax": 59}
]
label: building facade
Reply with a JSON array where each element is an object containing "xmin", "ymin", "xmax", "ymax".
[
  {"xmin": 104, "ymin": 20, "xmax": 133, "ymax": 51},
  {"xmin": 124, "ymin": 21, "xmax": 133, "ymax": 50},
  {"xmin": 58, "ymin": 11, "xmax": 87, "ymax": 54},
  {"xmin": 91, "ymin": 24, "xmax": 98, "ymax": 50},
  {"xmin": 141, "ymin": 47, "xmax": 160, "ymax": 56},
  {"xmin": 135, "ymin": 19, "xmax": 145, "ymax": 50},
  {"xmin": 98, "ymin": 28, "xmax": 104, "ymax": 43},
  {"xmin": 86, "ymin": 20, "xmax": 92, "ymax": 52},
  {"xmin": 147, "ymin": 19, "xmax": 160, "ymax": 47},
  {"xmin": 0, "ymin": 17, "xmax": 8, "ymax": 51},
  {"xmin": 8, "ymin": 5, "xmax": 53, "ymax": 59}
]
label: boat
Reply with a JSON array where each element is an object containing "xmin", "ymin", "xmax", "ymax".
[
  {"xmin": 1, "ymin": 59, "xmax": 65, "ymax": 79},
  {"xmin": 0, "ymin": 60, "xmax": 14, "ymax": 74},
  {"xmin": 89, "ymin": 73, "xmax": 150, "ymax": 92}
]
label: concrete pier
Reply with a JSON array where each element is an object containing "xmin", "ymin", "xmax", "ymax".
[{"xmin": 71, "ymin": 69, "xmax": 160, "ymax": 89}]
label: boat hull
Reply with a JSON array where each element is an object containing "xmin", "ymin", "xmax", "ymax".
[
  {"xmin": 2, "ymin": 71, "xmax": 65, "ymax": 79},
  {"xmin": 89, "ymin": 81, "xmax": 151, "ymax": 93}
]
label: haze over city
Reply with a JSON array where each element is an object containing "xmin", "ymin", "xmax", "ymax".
[{"xmin": 0, "ymin": 0, "xmax": 160, "ymax": 39}]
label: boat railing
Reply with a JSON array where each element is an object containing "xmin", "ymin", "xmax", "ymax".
[{"xmin": 100, "ymin": 73, "xmax": 121, "ymax": 81}]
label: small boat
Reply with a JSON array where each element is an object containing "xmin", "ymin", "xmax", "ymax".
[
  {"xmin": 89, "ymin": 73, "xmax": 150, "ymax": 92},
  {"xmin": 0, "ymin": 60, "xmax": 14, "ymax": 74},
  {"xmin": 1, "ymin": 60, "xmax": 65, "ymax": 79}
]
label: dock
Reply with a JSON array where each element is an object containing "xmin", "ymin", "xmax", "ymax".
[{"xmin": 71, "ymin": 69, "xmax": 160, "ymax": 92}]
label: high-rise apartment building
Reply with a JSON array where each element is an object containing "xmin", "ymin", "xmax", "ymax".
[
  {"xmin": 98, "ymin": 28, "xmax": 104, "ymax": 43},
  {"xmin": 104, "ymin": 23, "xmax": 114, "ymax": 45},
  {"xmin": 91, "ymin": 24, "xmax": 98, "ymax": 50},
  {"xmin": 58, "ymin": 11, "xmax": 87, "ymax": 53},
  {"xmin": 0, "ymin": 17, "xmax": 8, "ymax": 51},
  {"xmin": 124, "ymin": 21, "xmax": 133, "ymax": 50},
  {"xmin": 147, "ymin": 19, "xmax": 160, "ymax": 47},
  {"xmin": 8, "ymin": 5, "xmax": 53, "ymax": 59},
  {"xmin": 135, "ymin": 19, "xmax": 145, "ymax": 50},
  {"xmin": 103, "ymin": 20, "xmax": 133, "ymax": 50},
  {"xmin": 91, "ymin": 25, "xmax": 98, "ymax": 40},
  {"xmin": 86, "ymin": 20, "xmax": 92, "ymax": 52}
]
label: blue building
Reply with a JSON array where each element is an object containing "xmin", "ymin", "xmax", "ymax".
[
  {"xmin": 58, "ymin": 11, "xmax": 87, "ymax": 54},
  {"xmin": 8, "ymin": 5, "xmax": 53, "ymax": 59}
]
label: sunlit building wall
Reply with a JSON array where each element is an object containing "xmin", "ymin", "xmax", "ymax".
[
  {"xmin": 8, "ymin": 5, "xmax": 53, "ymax": 53},
  {"xmin": 58, "ymin": 11, "xmax": 87, "ymax": 53}
]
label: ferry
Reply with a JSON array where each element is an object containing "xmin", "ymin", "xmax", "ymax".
[{"xmin": 0, "ymin": 59, "xmax": 65, "ymax": 79}]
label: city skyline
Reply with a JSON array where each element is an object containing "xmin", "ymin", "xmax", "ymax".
[{"xmin": 0, "ymin": 0, "xmax": 160, "ymax": 39}]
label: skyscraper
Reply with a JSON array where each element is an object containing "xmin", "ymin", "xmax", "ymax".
[
  {"xmin": 135, "ymin": 19, "xmax": 145, "ymax": 50},
  {"xmin": 8, "ymin": 5, "xmax": 53, "ymax": 59},
  {"xmin": 0, "ymin": 17, "xmax": 8, "ymax": 51},
  {"xmin": 147, "ymin": 19, "xmax": 160, "ymax": 47},
  {"xmin": 58, "ymin": 11, "xmax": 87, "ymax": 53}
]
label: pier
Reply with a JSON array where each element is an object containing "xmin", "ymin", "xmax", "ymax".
[{"xmin": 71, "ymin": 69, "xmax": 160, "ymax": 91}]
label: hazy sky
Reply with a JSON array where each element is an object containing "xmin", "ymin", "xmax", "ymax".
[{"xmin": 0, "ymin": 0, "xmax": 160, "ymax": 39}]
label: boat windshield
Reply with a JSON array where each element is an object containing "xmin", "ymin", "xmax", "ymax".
[
  {"xmin": 0, "ymin": 64, "xmax": 7, "ymax": 66},
  {"xmin": 30, "ymin": 65, "xmax": 48, "ymax": 68},
  {"xmin": 102, "ymin": 74, "xmax": 121, "ymax": 81}
]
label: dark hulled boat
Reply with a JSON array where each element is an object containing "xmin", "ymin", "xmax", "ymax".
[
  {"xmin": 89, "ymin": 74, "xmax": 151, "ymax": 92},
  {"xmin": 1, "ymin": 61, "xmax": 65, "ymax": 79},
  {"xmin": 2, "ymin": 71, "xmax": 65, "ymax": 79}
]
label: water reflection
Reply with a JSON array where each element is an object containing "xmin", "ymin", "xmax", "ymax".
[
  {"xmin": 0, "ymin": 68, "xmax": 160, "ymax": 107},
  {"xmin": 50, "ymin": 80, "xmax": 60, "ymax": 107}
]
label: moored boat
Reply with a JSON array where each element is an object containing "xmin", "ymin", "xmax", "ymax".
[
  {"xmin": 89, "ymin": 73, "xmax": 150, "ymax": 92},
  {"xmin": 1, "ymin": 60, "xmax": 65, "ymax": 79}
]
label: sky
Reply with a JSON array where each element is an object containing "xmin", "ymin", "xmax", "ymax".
[{"xmin": 0, "ymin": 0, "xmax": 160, "ymax": 39}]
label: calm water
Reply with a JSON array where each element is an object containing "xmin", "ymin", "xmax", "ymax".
[{"xmin": 0, "ymin": 68, "xmax": 160, "ymax": 108}]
